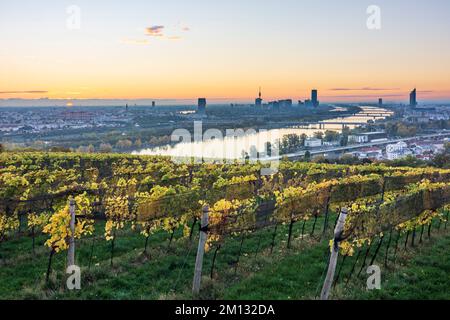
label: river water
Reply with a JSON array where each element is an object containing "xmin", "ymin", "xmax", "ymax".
[{"xmin": 133, "ymin": 106, "xmax": 393, "ymax": 160}]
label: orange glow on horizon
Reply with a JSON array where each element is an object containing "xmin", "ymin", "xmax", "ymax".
[{"xmin": 1, "ymin": 86, "xmax": 450, "ymax": 103}]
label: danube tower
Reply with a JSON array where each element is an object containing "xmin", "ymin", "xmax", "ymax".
[{"xmin": 255, "ymin": 87, "xmax": 263, "ymax": 107}]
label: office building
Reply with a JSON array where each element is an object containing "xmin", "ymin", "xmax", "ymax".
[
  {"xmin": 268, "ymin": 101, "xmax": 280, "ymax": 111},
  {"xmin": 311, "ymin": 89, "xmax": 319, "ymax": 107},
  {"xmin": 279, "ymin": 99, "xmax": 293, "ymax": 108},
  {"xmin": 410, "ymin": 88, "xmax": 417, "ymax": 107},
  {"xmin": 198, "ymin": 98, "xmax": 207, "ymax": 114},
  {"xmin": 305, "ymin": 138, "xmax": 322, "ymax": 148},
  {"xmin": 268, "ymin": 99, "xmax": 292, "ymax": 110}
]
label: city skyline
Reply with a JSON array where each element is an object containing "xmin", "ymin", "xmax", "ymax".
[
  {"xmin": 1, "ymin": 0, "xmax": 450, "ymax": 103},
  {"xmin": 0, "ymin": 86, "xmax": 441, "ymax": 107}
]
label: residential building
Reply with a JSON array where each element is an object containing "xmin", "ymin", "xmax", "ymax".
[
  {"xmin": 357, "ymin": 147, "xmax": 383, "ymax": 160},
  {"xmin": 386, "ymin": 141, "xmax": 411, "ymax": 160}
]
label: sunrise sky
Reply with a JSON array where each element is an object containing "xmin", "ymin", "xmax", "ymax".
[{"xmin": 1, "ymin": 0, "xmax": 450, "ymax": 104}]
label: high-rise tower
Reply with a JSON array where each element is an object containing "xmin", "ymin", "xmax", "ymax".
[
  {"xmin": 198, "ymin": 98, "xmax": 207, "ymax": 114},
  {"xmin": 255, "ymin": 87, "xmax": 263, "ymax": 107},
  {"xmin": 410, "ymin": 88, "xmax": 417, "ymax": 107},
  {"xmin": 311, "ymin": 89, "xmax": 319, "ymax": 108}
]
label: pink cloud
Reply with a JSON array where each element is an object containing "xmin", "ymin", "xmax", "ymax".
[{"xmin": 145, "ymin": 25, "xmax": 165, "ymax": 37}]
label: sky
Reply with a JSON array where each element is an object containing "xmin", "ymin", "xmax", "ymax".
[{"xmin": 1, "ymin": 0, "xmax": 450, "ymax": 105}]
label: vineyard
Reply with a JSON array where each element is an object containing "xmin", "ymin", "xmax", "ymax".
[{"xmin": 0, "ymin": 152, "xmax": 449, "ymax": 300}]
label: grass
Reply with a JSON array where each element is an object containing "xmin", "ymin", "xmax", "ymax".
[
  {"xmin": 223, "ymin": 220, "xmax": 450, "ymax": 300},
  {"xmin": 339, "ymin": 223, "xmax": 450, "ymax": 300},
  {"xmin": 0, "ymin": 214, "xmax": 449, "ymax": 300}
]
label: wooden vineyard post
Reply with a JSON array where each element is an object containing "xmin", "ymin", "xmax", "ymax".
[
  {"xmin": 67, "ymin": 198, "xmax": 76, "ymax": 267},
  {"xmin": 192, "ymin": 205, "xmax": 209, "ymax": 295},
  {"xmin": 320, "ymin": 207, "xmax": 348, "ymax": 300}
]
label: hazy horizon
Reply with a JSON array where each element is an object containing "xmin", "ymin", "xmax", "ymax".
[{"xmin": 1, "ymin": 96, "xmax": 449, "ymax": 108}]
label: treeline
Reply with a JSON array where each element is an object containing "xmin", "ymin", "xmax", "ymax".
[{"xmin": 279, "ymin": 130, "xmax": 343, "ymax": 154}]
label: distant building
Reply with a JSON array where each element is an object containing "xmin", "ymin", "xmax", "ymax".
[
  {"xmin": 268, "ymin": 101, "xmax": 279, "ymax": 111},
  {"xmin": 407, "ymin": 115, "xmax": 430, "ymax": 123},
  {"xmin": 311, "ymin": 89, "xmax": 319, "ymax": 108},
  {"xmin": 304, "ymin": 138, "xmax": 322, "ymax": 148},
  {"xmin": 279, "ymin": 99, "xmax": 293, "ymax": 108},
  {"xmin": 198, "ymin": 98, "xmax": 207, "ymax": 114},
  {"xmin": 378, "ymin": 98, "xmax": 383, "ymax": 107},
  {"xmin": 348, "ymin": 131, "xmax": 387, "ymax": 144},
  {"xmin": 411, "ymin": 141, "xmax": 440, "ymax": 155},
  {"xmin": 62, "ymin": 111, "xmax": 94, "ymax": 121},
  {"xmin": 323, "ymin": 140, "xmax": 341, "ymax": 147},
  {"xmin": 386, "ymin": 141, "xmax": 412, "ymax": 160},
  {"xmin": 348, "ymin": 134, "xmax": 369, "ymax": 144},
  {"xmin": 255, "ymin": 87, "xmax": 263, "ymax": 107},
  {"xmin": 410, "ymin": 88, "xmax": 417, "ymax": 107},
  {"xmin": 357, "ymin": 147, "xmax": 383, "ymax": 160},
  {"xmin": 404, "ymin": 107, "xmax": 444, "ymax": 123},
  {"xmin": 152, "ymin": 101, "xmax": 156, "ymax": 107},
  {"xmin": 268, "ymin": 99, "xmax": 292, "ymax": 110}
]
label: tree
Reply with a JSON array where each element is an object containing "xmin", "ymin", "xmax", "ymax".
[
  {"xmin": 390, "ymin": 155, "xmax": 427, "ymax": 168},
  {"xmin": 116, "ymin": 139, "xmax": 133, "ymax": 149},
  {"xmin": 385, "ymin": 122, "xmax": 398, "ymax": 137},
  {"xmin": 432, "ymin": 153, "xmax": 450, "ymax": 169},
  {"xmin": 300, "ymin": 134, "xmax": 307, "ymax": 147},
  {"xmin": 314, "ymin": 131, "xmax": 324, "ymax": 140},
  {"xmin": 149, "ymin": 137, "xmax": 159, "ymax": 145},
  {"xmin": 312, "ymin": 155, "xmax": 329, "ymax": 163},
  {"xmin": 49, "ymin": 146, "xmax": 71, "ymax": 152},
  {"xmin": 340, "ymin": 127, "xmax": 350, "ymax": 146},
  {"xmin": 324, "ymin": 130, "xmax": 340, "ymax": 142},
  {"xmin": 0, "ymin": 143, "xmax": 4, "ymax": 153},
  {"xmin": 265, "ymin": 142, "xmax": 272, "ymax": 157},
  {"xmin": 134, "ymin": 139, "xmax": 142, "ymax": 148},
  {"xmin": 304, "ymin": 151, "xmax": 311, "ymax": 162},
  {"xmin": 99, "ymin": 143, "xmax": 113, "ymax": 153},
  {"xmin": 280, "ymin": 134, "xmax": 305, "ymax": 154},
  {"xmin": 76, "ymin": 146, "xmax": 88, "ymax": 153},
  {"xmin": 444, "ymin": 142, "xmax": 450, "ymax": 154},
  {"xmin": 339, "ymin": 154, "xmax": 359, "ymax": 165},
  {"xmin": 397, "ymin": 123, "xmax": 417, "ymax": 137}
]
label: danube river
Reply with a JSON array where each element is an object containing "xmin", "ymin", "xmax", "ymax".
[{"xmin": 133, "ymin": 106, "xmax": 393, "ymax": 160}]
